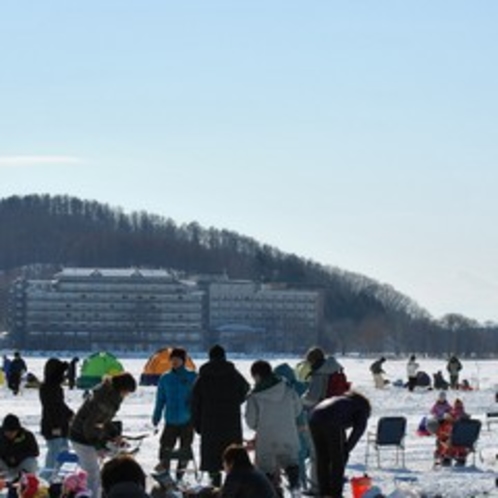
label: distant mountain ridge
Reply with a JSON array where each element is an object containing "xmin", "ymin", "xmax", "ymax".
[{"xmin": 0, "ymin": 194, "xmax": 495, "ymax": 355}]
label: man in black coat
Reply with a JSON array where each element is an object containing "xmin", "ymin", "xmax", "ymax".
[
  {"xmin": 191, "ymin": 345, "xmax": 250, "ymax": 487},
  {"xmin": 0, "ymin": 414, "xmax": 39, "ymax": 478},
  {"xmin": 8, "ymin": 351, "xmax": 27, "ymax": 395},
  {"xmin": 308, "ymin": 392, "xmax": 371, "ymax": 498},
  {"xmin": 39, "ymin": 358, "xmax": 74, "ymax": 469}
]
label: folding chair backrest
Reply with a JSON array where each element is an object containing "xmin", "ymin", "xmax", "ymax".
[
  {"xmin": 451, "ymin": 419, "xmax": 481, "ymax": 449},
  {"xmin": 56, "ymin": 450, "xmax": 79, "ymax": 464},
  {"xmin": 376, "ymin": 417, "xmax": 407, "ymax": 446}
]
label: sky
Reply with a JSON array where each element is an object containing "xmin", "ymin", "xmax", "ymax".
[{"xmin": 1, "ymin": 2, "xmax": 497, "ymax": 322}]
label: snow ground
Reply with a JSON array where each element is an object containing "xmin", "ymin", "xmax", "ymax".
[{"xmin": 2, "ymin": 356, "xmax": 498, "ymax": 497}]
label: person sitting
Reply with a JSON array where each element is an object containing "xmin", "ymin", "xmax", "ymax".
[
  {"xmin": 458, "ymin": 379, "xmax": 473, "ymax": 391},
  {"xmin": 0, "ymin": 414, "xmax": 39, "ymax": 479},
  {"xmin": 18, "ymin": 473, "xmax": 49, "ymax": 498},
  {"xmin": 219, "ymin": 444, "xmax": 277, "ymax": 498},
  {"xmin": 430, "ymin": 391, "xmax": 452, "ymax": 421},
  {"xmin": 433, "ymin": 371, "xmax": 450, "ymax": 390},
  {"xmin": 61, "ymin": 470, "xmax": 91, "ymax": 498},
  {"xmin": 435, "ymin": 398, "xmax": 471, "ymax": 466},
  {"xmin": 101, "ymin": 455, "xmax": 149, "ymax": 498}
]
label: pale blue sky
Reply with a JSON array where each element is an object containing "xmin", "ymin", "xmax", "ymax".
[{"xmin": 1, "ymin": 2, "xmax": 497, "ymax": 321}]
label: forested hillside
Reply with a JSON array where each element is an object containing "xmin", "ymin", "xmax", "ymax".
[{"xmin": 1, "ymin": 194, "xmax": 496, "ymax": 355}]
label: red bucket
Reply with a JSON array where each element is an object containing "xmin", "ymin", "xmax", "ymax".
[{"xmin": 350, "ymin": 475, "xmax": 372, "ymax": 498}]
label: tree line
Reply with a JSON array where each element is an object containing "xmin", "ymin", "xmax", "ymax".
[{"xmin": 0, "ymin": 194, "xmax": 497, "ymax": 355}]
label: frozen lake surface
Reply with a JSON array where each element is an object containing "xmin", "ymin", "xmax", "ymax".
[{"xmin": 2, "ymin": 355, "xmax": 498, "ymax": 497}]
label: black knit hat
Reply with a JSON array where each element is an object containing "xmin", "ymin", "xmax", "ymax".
[
  {"xmin": 2, "ymin": 414, "xmax": 21, "ymax": 432},
  {"xmin": 209, "ymin": 344, "xmax": 226, "ymax": 361}
]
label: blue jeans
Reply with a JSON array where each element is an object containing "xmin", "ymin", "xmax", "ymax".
[
  {"xmin": 45, "ymin": 437, "xmax": 69, "ymax": 469},
  {"xmin": 71, "ymin": 441, "xmax": 101, "ymax": 498}
]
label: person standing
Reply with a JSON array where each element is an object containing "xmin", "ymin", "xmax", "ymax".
[
  {"xmin": 308, "ymin": 392, "xmax": 371, "ymax": 498},
  {"xmin": 370, "ymin": 357, "xmax": 387, "ymax": 389},
  {"xmin": 39, "ymin": 358, "xmax": 74, "ymax": 469},
  {"xmin": 191, "ymin": 345, "xmax": 249, "ymax": 487},
  {"xmin": 301, "ymin": 347, "xmax": 348, "ymax": 495},
  {"xmin": 2, "ymin": 355, "xmax": 11, "ymax": 387},
  {"xmin": 67, "ymin": 357, "xmax": 79, "ymax": 390},
  {"xmin": 447, "ymin": 355, "xmax": 463, "ymax": 389},
  {"xmin": 8, "ymin": 351, "xmax": 27, "ymax": 395},
  {"xmin": 245, "ymin": 360, "xmax": 302, "ymax": 496},
  {"xmin": 69, "ymin": 372, "xmax": 137, "ymax": 498},
  {"xmin": 0, "ymin": 414, "xmax": 39, "ymax": 478},
  {"xmin": 301, "ymin": 347, "xmax": 347, "ymax": 407},
  {"xmin": 407, "ymin": 355, "xmax": 419, "ymax": 392},
  {"xmin": 152, "ymin": 347, "xmax": 197, "ymax": 481}
]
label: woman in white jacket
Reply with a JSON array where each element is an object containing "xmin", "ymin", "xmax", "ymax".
[
  {"xmin": 245, "ymin": 360, "xmax": 302, "ymax": 496},
  {"xmin": 407, "ymin": 355, "xmax": 420, "ymax": 392}
]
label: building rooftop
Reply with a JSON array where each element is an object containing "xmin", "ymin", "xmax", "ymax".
[{"xmin": 55, "ymin": 267, "xmax": 175, "ymax": 280}]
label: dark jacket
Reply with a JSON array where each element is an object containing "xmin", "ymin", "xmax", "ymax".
[
  {"xmin": 69, "ymin": 379, "xmax": 123, "ymax": 447},
  {"xmin": 220, "ymin": 467, "xmax": 277, "ymax": 498},
  {"xmin": 309, "ymin": 394, "xmax": 371, "ymax": 453},
  {"xmin": 9, "ymin": 357, "xmax": 27, "ymax": 378},
  {"xmin": 370, "ymin": 359, "xmax": 385, "ymax": 375},
  {"xmin": 191, "ymin": 359, "xmax": 249, "ymax": 472},
  {"xmin": 105, "ymin": 482, "xmax": 149, "ymax": 498},
  {"xmin": 0, "ymin": 428, "xmax": 39, "ymax": 468},
  {"xmin": 40, "ymin": 359, "xmax": 74, "ymax": 439}
]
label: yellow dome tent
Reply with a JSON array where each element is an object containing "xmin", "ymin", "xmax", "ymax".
[{"xmin": 140, "ymin": 347, "xmax": 196, "ymax": 386}]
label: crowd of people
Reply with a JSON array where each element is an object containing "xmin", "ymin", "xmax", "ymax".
[
  {"xmin": 369, "ymin": 354, "xmax": 468, "ymax": 392},
  {"xmin": 0, "ymin": 347, "xmax": 479, "ymax": 498},
  {"xmin": 0, "ymin": 345, "xmax": 367, "ymax": 498}
]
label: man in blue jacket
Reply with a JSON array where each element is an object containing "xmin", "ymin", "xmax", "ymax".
[{"xmin": 152, "ymin": 347, "xmax": 197, "ymax": 481}]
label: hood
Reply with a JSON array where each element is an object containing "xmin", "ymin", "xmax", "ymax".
[
  {"xmin": 43, "ymin": 358, "xmax": 69, "ymax": 384},
  {"xmin": 274, "ymin": 363, "xmax": 306, "ymax": 396},
  {"xmin": 199, "ymin": 359, "xmax": 236, "ymax": 378},
  {"xmin": 253, "ymin": 378, "xmax": 288, "ymax": 402},
  {"xmin": 316, "ymin": 356, "xmax": 342, "ymax": 375}
]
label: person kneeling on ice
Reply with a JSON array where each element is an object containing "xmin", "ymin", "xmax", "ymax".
[{"xmin": 0, "ymin": 414, "xmax": 39, "ymax": 479}]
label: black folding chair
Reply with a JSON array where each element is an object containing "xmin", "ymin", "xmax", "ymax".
[
  {"xmin": 365, "ymin": 416, "xmax": 407, "ymax": 468},
  {"xmin": 450, "ymin": 418, "xmax": 482, "ymax": 466}
]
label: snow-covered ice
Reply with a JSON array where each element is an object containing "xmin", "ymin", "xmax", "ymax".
[{"xmin": 2, "ymin": 356, "xmax": 498, "ymax": 497}]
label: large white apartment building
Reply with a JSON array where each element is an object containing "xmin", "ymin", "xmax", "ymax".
[
  {"xmin": 8, "ymin": 268, "xmax": 204, "ymax": 352},
  {"xmin": 8, "ymin": 269, "xmax": 323, "ymax": 353},
  {"xmin": 208, "ymin": 280, "xmax": 322, "ymax": 353}
]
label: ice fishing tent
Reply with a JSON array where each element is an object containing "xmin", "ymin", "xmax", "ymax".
[
  {"xmin": 140, "ymin": 347, "xmax": 196, "ymax": 386},
  {"xmin": 76, "ymin": 351, "xmax": 124, "ymax": 389}
]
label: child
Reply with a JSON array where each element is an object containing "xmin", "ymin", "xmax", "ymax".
[{"xmin": 430, "ymin": 391, "xmax": 452, "ymax": 421}]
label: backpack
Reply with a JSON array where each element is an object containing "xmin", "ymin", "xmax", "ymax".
[{"xmin": 326, "ymin": 371, "xmax": 351, "ymax": 398}]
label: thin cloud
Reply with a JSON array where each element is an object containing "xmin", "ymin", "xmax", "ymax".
[{"xmin": 0, "ymin": 155, "xmax": 84, "ymax": 166}]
